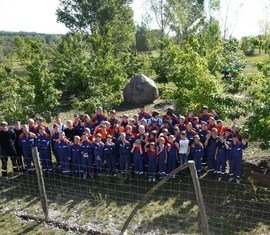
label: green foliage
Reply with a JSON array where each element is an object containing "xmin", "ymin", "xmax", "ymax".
[
  {"xmin": 168, "ymin": 0, "xmax": 206, "ymax": 45},
  {"xmin": 222, "ymin": 38, "xmax": 246, "ymax": 91},
  {"xmin": 257, "ymin": 57, "xmax": 270, "ymax": 77},
  {"xmin": 197, "ymin": 19, "xmax": 224, "ymax": 75},
  {"xmin": 244, "ymin": 72, "xmax": 270, "ymax": 149},
  {"xmin": 56, "ymin": 0, "xmax": 135, "ymax": 52},
  {"xmin": 155, "ymin": 40, "xmax": 239, "ymax": 116},
  {"xmin": 136, "ymin": 25, "xmax": 150, "ymax": 52},
  {"xmin": 52, "ymin": 33, "xmax": 128, "ymax": 113},
  {"xmin": 0, "ymin": 64, "xmax": 35, "ymax": 123},
  {"xmin": 14, "ymin": 36, "xmax": 61, "ymax": 119},
  {"xmin": 241, "ymin": 36, "xmax": 256, "ymax": 56},
  {"xmin": 151, "ymin": 39, "xmax": 175, "ymax": 84}
]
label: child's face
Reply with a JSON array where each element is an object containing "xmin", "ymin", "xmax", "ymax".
[
  {"xmin": 135, "ymin": 142, "xmax": 140, "ymax": 146},
  {"xmin": 158, "ymin": 139, "xmax": 165, "ymax": 145},
  {"xmin": 150, "ymin": 144, "xmax": 155, "ymax": 150},
  {"xmin": 96, "ymin": 136, "xmax": 101, "ymax": 142},
  {"xmin": 54, "ymin": 126, "xmax": 60, "ymax": 132},
  {"xmin": 60, "ymin": 133, "xmax": 65, "ymax": 140}
]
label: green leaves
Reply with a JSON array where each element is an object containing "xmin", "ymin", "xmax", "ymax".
[
  {"xmin": 14, "ymin": 36, "xmax": 61, "ymax": 120},
  {"xmin": 244, "ymin": 71, "xmax": 270, "ymax": 148}
]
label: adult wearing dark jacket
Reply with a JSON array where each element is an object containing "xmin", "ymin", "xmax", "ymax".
[
  {"xmin": 14, "ymin": 121, "xmax": 24, "ymax": 171},
  {"xmin": 0, "ymin": 121, "xmax": 17, "ymax": 176}
]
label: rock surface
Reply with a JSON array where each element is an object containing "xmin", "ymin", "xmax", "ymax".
[{"xmin": 123, "ymin": 74, "xmax": 159, "ymax": 104}]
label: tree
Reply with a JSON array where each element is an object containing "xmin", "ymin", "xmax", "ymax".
[
  {"xmin": 14, "ymin": 37, "xmax": 61, "ymax": 119},
  {"xmin": 56, "ymin": 0, "xmax": 135, "ymax": 52},
  {"xmin": 197, "ymin": 19, "xmax": 224, "ymax": 75},
  {"xmin": 0, "ymin": 64, "xmax": 35, "ymax": 123},
  {"xmin": 153, "ymin": 38, "xmax": 239, "ymax": 115},
  {"xmin": 51, "ymin": 33, "xmax": 128, "ymax": 113},
  {"xmin": 241, "ymin": 36, "xmax": 256, "ymax": 56},
  {"xmin": 243, "ymin": 72, "xmax": 270, "ymax": 149},
  {"xmin": 168, "ymin": 0, "xmax": 206, "ymax": 46},
  {"xmin": 148, "ymin": 0, "xmax": 172, "ymax": 47},
  {"xmin": 135, "ymin": 25, "xmax": 151, "ymax": 52}
]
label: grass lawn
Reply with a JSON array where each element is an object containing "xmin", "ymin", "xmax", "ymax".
[{"xmin": 0, "ymin": 157, "xmax": 270, "ymax": 234}]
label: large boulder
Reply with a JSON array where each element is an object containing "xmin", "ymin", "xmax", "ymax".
[{"xmin": 123, "ymin": 74, "xmax": 159, "ymax": 105}]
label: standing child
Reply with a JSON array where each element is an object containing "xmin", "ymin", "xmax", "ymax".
[
  {"xmin": 54, "ymin": 132, "xmax": 71, "ymax": 176},
  {"xmin": 146, "ymin": 142, "xmax": 157, "ymax": 181},
  {"xmin": 93, "ymin": 133, "xmax": 105, "ymax": 176},
  {"xmin": 204, "ymin": 128, "xmax": 219, "ymax": 174},
  {"xmin": 166, "ymin": 135, "xmax": 179, "ymax": 176},
  {"xmin": 229, "ymin": 134, "xmax": 248, "ymax": 184},
  {"xmin": 157, "ymin": 137, "xmax": 167, "ymax": 179},
  {"xmin": 131, "ymin": 139, "xmax": 144, "ymax": 178},
  {"xmin": 104, "ymin": 135, "xmax": 117, "ymax": 178},
  {"xmin": 118, "ymin": 133, "xmax": 131, "ymax": 177},
  {"xmin": 71, "ymin": 136, "xmax": 82, "ymax": 177},
  {"xmin": 81, "ymin": 134, "xmax": 93, "ymax": 179},
  {"xmin": 190, "ymin": 135, "xmax": 204, "ymax": 176},
  {"xmin": 37, "ymin": 126, "xmax": 52, "ymax": 173},
  {"xmin": 51, "ymin": 124, "xmax": 61, "ymax": 169},
  {"xmin": 215, "ymin": 134, "xmax": 229, "ymax": 181},
  {"xmin": 19, "ymin": 125, "xmax": 37, "ymax": 175},
  {"xmin": 178, "ymin": 131, "xmax": 190, "ymax": 166}
]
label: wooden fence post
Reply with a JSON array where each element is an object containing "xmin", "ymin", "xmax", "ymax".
[
  {"xmin": 32, "ymin": 147, "xmax": 49, "ymax": 222},
  {"xmin": 188, "ymin": 160, "xmax": 209, "ymax": 235}
]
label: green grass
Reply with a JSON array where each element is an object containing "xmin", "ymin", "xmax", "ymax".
[
  {"xmin": 243, "ymin": 53, "xmax": 269, "ymax": 74},
  {"xmin": 0, "ymin": 168, "xmax": 269, "ymax": 234}
]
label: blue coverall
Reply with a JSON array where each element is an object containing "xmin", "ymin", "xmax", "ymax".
[
  {"xmin": 54, "ymin": 139, "xmax": 71, "ymax": 175},
  {"xmin": 93, "ymin": 141, "xmax": 104, "ymax": 174},
  {"xmin": 37, "ymin": 134, "xmax": 52, "ymax": 172},
  {"xmin": 71, "ymin": 144, "xmax": 82, "ymax": 177},
  {"xmin": 104, "ymin": 142, "xmax": 117, "ymax": 177},
  {"xmin": 229, "ymin": 142, "xmax": 248, "ymax": 180},
  {"xmin": 81, "ymin": 141, "xmax": 94, "ymax": 177},
  {"xmin": 19, "ymin": 133, "xmax": 36, "ymax": 174},
  {"xmin": 118, "ymin": 141, "xmax": 131, "ymax": 175}
]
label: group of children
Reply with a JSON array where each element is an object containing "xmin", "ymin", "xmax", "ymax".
[{"xmin": 0, "ymin": 105, "xmax": 247, "ymax": 183}]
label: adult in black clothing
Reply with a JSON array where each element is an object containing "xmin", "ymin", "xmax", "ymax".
[
  {"xmin": 64, "ymin": 120, "xmax": 75, "ymax": 142},
  {"xmin": 0, "ymin": 121, "xmax": 17, "ymax": 176},
  {"xmin": 14, "ymin": 121, "xmax": 24, "ymax": 171}
]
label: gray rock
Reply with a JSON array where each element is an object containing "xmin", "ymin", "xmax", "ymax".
[{"xmin": 123, "ymin": 74, "xmax": 159, "ymax": 104}]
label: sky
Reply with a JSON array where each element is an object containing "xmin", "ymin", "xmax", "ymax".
[{"xmin": 0, "ymin": 0, "xmax": 269, "ymax": 38}]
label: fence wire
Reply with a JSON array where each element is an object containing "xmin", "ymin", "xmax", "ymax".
[{"xmin": 0, "ymin": 160, "xmax": 270, "ymax": 234}]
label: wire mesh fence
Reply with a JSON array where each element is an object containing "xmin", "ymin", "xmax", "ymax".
[{"xmin": 0, "ymin": 156, "xmax": 270, "ymax": 234}]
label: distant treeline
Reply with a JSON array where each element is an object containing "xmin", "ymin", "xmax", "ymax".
[{"xmin": 0, "ymin": 31, "xmax": 63, "ymax": 59}]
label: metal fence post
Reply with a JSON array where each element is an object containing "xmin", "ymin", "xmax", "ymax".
[
  {"xmin": 188, "ymin": 160, "xmax": 209, "ymax": 235},
  {"xmin": 32, "ymin": 147, "xmax": 49, "ymax": 222}
]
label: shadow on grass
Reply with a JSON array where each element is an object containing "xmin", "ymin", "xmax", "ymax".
[{"xmin": 0, "ymin": 168, "xmax": 269, "ymax": 234}]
